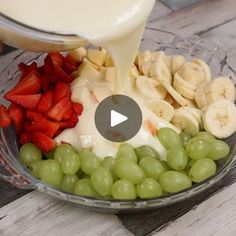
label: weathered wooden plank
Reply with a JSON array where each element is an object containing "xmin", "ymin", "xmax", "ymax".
[
  {"xmin": 148, "ymin": 2, "xmax": 172, "ymax": 22},
  {"xmin": 118, "ymin": 162, "xmax": 236, "ymax": 236},
  {"xmin": 159, "ymin": 0, "xmax": 200, "ymax": 11},
  {"xmin": 148, "ymin": 0, "xmax": 236, "ymax": 36},
  {"xmin": 0, "ymin": 191, "xmax": 132, "ymax": 236},
  {"xmin": 151, "ymin": 182, "xmax": 236, "ymax": 236}
]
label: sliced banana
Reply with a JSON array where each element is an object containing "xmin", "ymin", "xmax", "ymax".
[
  {"xmin": 204, "ymin": 77, "xmax": 236, "ymax": 104},
  {"xmin": 150, "ymin": 60, "xmax": 172, "ymax": 84},
  {"xmin": 203, "ymin": 99, "xmax": 236, "ymax": 138},
  {"xmin": 136, "ymin": 76, "xmax": 167, "ymax": 99},
  {"xmin": 195, "ymin": 82, "xmax": 209, "ymax": 109},
  {"xmin": 151, "ymin": 51, "xmax": 172, "ymax": 72},
  {"xmin": 105, "ymin": 67, "xmax": 116, "ymax": 82},
  {"xmin": 68, "ymin": 47, "xmax": 87, "ymax": 62},
  {"xmin": 146, "ymin": 99, "xmax": 175, "ymax": 122},
  {"xmin": 138, "ymin": 51, "xmax": 152, "ymax": 75},
  {"xmin": 177, "ymin": 62, "xmax": 207, "ymax": 86},
  {"xmin": 171, "ymin": 108, "xmax": 200, "ymax": 136},
  {"xmin": 87, "ymin": 48, "xmax": 106, "ymax": 67},
  {"xmin": 78, "ymin": 61, "xmax": 102, "ymax": 81},
  {"xmin": 172, "ymin": 55, "xmax": 185, "ymax": 76},
  {"xmin": 104, "ymin": 55, "xmax": 114, "ymax": 67},
  {"xmin": 173, "ymin": 73, "xmax": 196, "ymax": 99},
  {"xmin": 192, "ymin": 59, "xmax": 211, "ymax": 82},
  {"xmin": 182, "ymin": 107, "xmax": 203, "ymax": 130},
  {"xmin": 129, "ymin": 64, "xmax": 140, "ymax": 79},
  {"xmin": 164, "ymin": 93, "xmax": 174, "ymax": 105}
]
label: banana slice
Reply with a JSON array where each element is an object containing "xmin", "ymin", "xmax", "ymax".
[
  {"xmin": 164, "ymin": 93, "xmax": 174, "ymax": 105},
  {"xmin": 183, "ymin": 107, "xmax": 203, "ymax": 130},
  {"xmin": 87, "ymin": 48, "xmax": 106, "ymax": 67},
  {"xmin": 171, "ymin": 108, "xmax": 200, "ymax": 136},
  {"xmin": 195, "ymin": 82, "xmax": 209, "ymax": 109},
  {"xmin": 146, "ymin": 99, "xmax": 175, "ymax": 122},
  {"xmin": 68, "ymin": 47, "xmax": 87, "ymax": 62},
  {"xmin": 105, "ymin": 54, "xmax": 114, "ymax": 67},
  {"xmin": 150, "ymin": 60, "xmax": 172, "ymax": 84},
  {"xmin": 173, "ymin": 73, "xmax": 196, "ymax": 99},
  {"xmin": 138, "ymin": 51, "xmax": 152, "ymax": 75},
  {"xmin": 151, "ymin": 51, "xmax": 172, "ymax": 72},
  {"xmin": 136, "ymin": 76, "xmax": 167, "ymax": 99},
  {"xmin": 192, "ymin": 59, "xmax": 211, "ymax": 82},
  {"xmin": 177, "ymin": 62, "xmax": 207, "ymax": 86},
  {"xmin": 172, "ymin": 55, "xmax": 185, "ymax": 75},
  {"xmin": 129, "ymin": 65, "xmax": 140, "ymax": 79},
  {"xmin": 105, "ymin": 67, "xmax": 116, "ymax": 82},
  {"xmin": 204, "ymin": 77, "xmax": 236, "ymax": 104},
  {"xmin": 78, "ymin": 62, "xmax": 102, "ymax": 81},
  {"xmin": 203, "ymin": 99, "xmax": 236, "ymax": 138}
]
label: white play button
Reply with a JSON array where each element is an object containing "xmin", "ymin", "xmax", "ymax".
[{"xmin": 110, "ymin": 110, "xmax": 128, "ymax": 127}]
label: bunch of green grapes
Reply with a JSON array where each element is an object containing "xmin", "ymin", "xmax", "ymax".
[{"xmin": 20, "ymin": 128, "xmax": 230, "ymax": 200}]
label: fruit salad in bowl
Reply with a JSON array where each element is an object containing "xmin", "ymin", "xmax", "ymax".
[{"xmin": 0, "ymin": 31, "xmax": 235, "ymax": 213}]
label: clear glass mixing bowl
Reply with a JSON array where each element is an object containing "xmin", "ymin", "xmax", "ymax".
[{"xmin": 0, "ymin": 30, "xmax": 235, "ymax": 213}]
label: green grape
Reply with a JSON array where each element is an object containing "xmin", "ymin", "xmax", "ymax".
[
  {"xmin": 114, "ymin": 159, "xmax": 145, "ymax": 184},
  {"xmin": 186, "ymin": 137, "xmax": 210, "ymax": 160},
  {"xmin": 135, "ymin": 145, "xmax": 160, "ymax": 161},
  {"xmin": 44, "ymin": 150, "xmax": 55, "ymax": 159},
  {"xmin": 159, "ymin": 171, "xmax": 192, "ymax": 193},
  {"xmin": 189, "ymin": 158, "xmax": 217, "ymax": 183},
  {"xmin": 197, "ymin": 132, "xmax": 215, "ymax": 142},
  {"xmin": 74, "ymin": 178, "xmax": 99, "ymax": 197},
  {"xmin": 79, "ymin": 150, "xmax": 100, "ymax": 175},
  {"xmin": 139, "ymin": 157, "xmax": 164, "ymax": 180},
  {"xmin": 186, "ymin": 159, "xmax": 196, "ymax": 172},
  {"xmin": 91, "ymin": 167, "xmax": 113, "ymax": 196},
  {"xmin": 137, "ymin": 178, "xmax": 163, "ymax": 199},
  {"xmin": 102, "ymin": 157, "xmax": 118, "ymax": 181},
  {"xmin": 116, "ymin": 143, "xmax": 137, "ymax": 163},
  {"xmin": 167, "ymin": 147, "xmax": 188, "ymax": 171},
  {"xmin": 54, "ymin": 144, "xmax": 75, "ymax": 163},
  {"xmin": 20, "ymin": 143, "xmax": 42, "ymax": 166},
  {"xmin": 180, "ymin": 132, "xmax": 192, "ymax": 147},
  {"xmin": 61, "ymin": 175, "xmax": 78, "ymax": 193},
  {"xmin": 61, "ymin": 152, "xmax": 80, "ymax": 175},
  {"xmin": 157, "ymin": 128, "xmax": 182, "ymax": 149},
  {"xmin": 30, "ymin": 160, "xmax": 42, "ymax": 178},
  {"xmin": 161, "ymin": 161, "xmax": 172, "ymax": 172},
  {"xmin": 39, "ymin": 160, "xmax": 63, "ymax": 187},
  {"xmin": 111, "ymin": 180, "xmax": 136, "ymax": 200},
  {"xmin": 207, "ymin": 140, "xmax": 230, "ymax": 160}
]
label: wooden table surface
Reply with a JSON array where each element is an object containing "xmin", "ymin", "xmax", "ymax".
[{"xmin": 1, "ymin": 1, "xmax": 236, "ymax": 235}]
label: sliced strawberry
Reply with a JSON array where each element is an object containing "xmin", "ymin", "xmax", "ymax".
[
  {"xmin": 54, "ymin": 65, "xmax": 73, "ymax": 83},
  {"xmin": 63, "ymin": 55, "xmax": 80, "ymax": 73},
  {"xmin": 63, "ymin": 61, "xmax": 78, "ymax": 74},
  {"xmin": 19, "ymin": 132, "xmax": 32, "ymax": 145},
  {"xmin": 47, "ymin": 97, "xmax": 72, "ymax": 121},
  {"xmin": 38, "ymin": 65, "xmax": 45, "ymax": 74},
  {"xmin": 7, "ymin": 94, "xmax": 42, "ymax": 109},
  {"xmin": 4, "ymin": 71, "xmax": 41, "ymax": 99},
  {"xmin": 72, "ymin": 103, "xmax": 83, "ymax": 116},
  {"xmin": 32, "ymin": 132, "xmax": 56, "ymax": 152},
  {"xmin": 53, "ymin": 82, "xmax": 71, "ymax": 104},
  {"xmin": 8, "ymin": 103, "xmax": 24, "ymax": 135},
  {"xmin": 26, "ymin": 110, "xmax": 46, "ymax": 122},
  {"xmin": 37, "ymin": 90, "xmax": 53, "ymax": 113},
  {"xmin": 0, "ymin": 105, "xmax": 11, "ymax": 128},
  {"xmin": 60, "ymin": 112, "xmax": 78, "ymax": 129},
  {"xmin": 62, "ymin": 108, "xmax": 74, "ymax": 121},
  {"xmin": 48, "ymin": 53, "xmax": 64, "ymax": 68},
  {"xmin": 18, "ymin": 62, "xmax": 38, "ymax": 79},
  {"xmin": 27, "ymin": 119, "xmax": 60, "ymax": 138},
  {"xmin": 44, "ymin": 56, "xmax": 55, "ymax": 75}
]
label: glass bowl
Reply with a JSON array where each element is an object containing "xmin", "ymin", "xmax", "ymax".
[{"xmin": 0, "ymin": 30, "xmax": 235, "ymax": 214}]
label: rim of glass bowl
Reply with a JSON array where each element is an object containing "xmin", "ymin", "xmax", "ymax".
[{"xmin": 0, "ymin": 30, "xmax": 236, "ymax": 212}]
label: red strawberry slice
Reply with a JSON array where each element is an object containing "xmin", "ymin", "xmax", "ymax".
[
  {"xmin": 60, "ymin": 112, "xmax": 78, "ymax": 129},
  {"xmin": 63, "ymin": 61, "xmax": 78, "ymax": 74},
  {"xmin": 54, "ymin": 65, "xmax": 73, "ymax": 84},
  {"xmin": 4, "ymin": 71, "xmax": 41, "ymax": 99},
  {"xmin": 18, "ymin": 62, "xmax": 38, "ymax": 79},
  {"xmin": 48, "ymin": 53, "xmax": 64, "ymax": 68},
  {"xmin": 72, "ymin": 103, "xmax": 83, "ymax": 116},
  {"xmin": 26, "ymin": 110, "xmax": 46, "ymax": 122},
  {"xmin": 62, "ymin": 108, "xmax": 74, "ymax": 121},
  {"xmin": 0, "ymin": 105, "xmax": 11, "ymax": 128},
  {"xmin": 7, "ymin": 94, "xmax": 42, "ymax": 109},
  {"xmin": 19, "ymin": 132, "xmax": 32, "ymax": 145},
  {"xmin": 37, "ymin": 90, "xmax": 53, "ymax": 113},
  {"xmin": 53, "ymin": 82, "xmax": 71, "ymax": 104},
  {"xmin": 44, "ymin": 56, "xmax": 55, "ymax": 75},
  {"xmin": 8, "ymin": 103, "xmax": 24, "ymax": 135},
  {"xmin": 47, "ymin": 97, "xmax": 72, "ymax": 121},
  {"xmin": 32, "ymin": 132, "xmax": 56, "ymax": 152},
  {"xmin": 65, "ymin": 54, "xmax": 80, "ymax": 66},
  {"xmin": 27, "ymin": 119, "xmax": 60, "ymax": 138}
]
